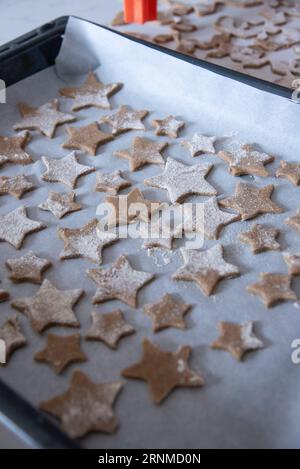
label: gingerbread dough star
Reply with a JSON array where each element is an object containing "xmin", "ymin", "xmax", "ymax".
[
  {"xmin": 0, "ymin": 316, "xmax": 26, "ymax": 364},
  {"xmin": 122, "ymin": 338, "xmax": 204, "ymax": 404},
  {"xmin": 0, "ymin": 174, "xmax": 35, "ymax": 199},
  {"xmin": 283, "ymin": 252, "xmax": 300, "ymax": 275},
  {"xmin": 181, "ymin": 133, "xmax": 216, "ymax": 157},
  {"xmin": 114, "ymin": 137, "xmax": 168, "ymax": 171},
  {"xmin": 100, "ymin": 105, "xmax": 148, "ymax": 135},
  {"xmin": 286, "ymin": 209, "xmax": 300, "ymax": 234},
  {"xmin": 238, "ymin": 224, "xmax": 280, "ymax": 254},
  {"xmin": 40, "ymin": 370, "xmax": 123, "ymax": 438},
  {"xmin": 218, "ymin": 143, "xmax": 274, "ymax": 176},
  {"xmin": 95, "ymin": 170, "xmax": 131, "ymax": 195},
  {"xmin": 0, "ymin": 131, "xmax": 32, "ymax": 165},
  {"xmin": 151, "ymin": 115, "xmax": 184, "ymax": 138},
  {"xmin": 62, "ymin": 123, "xmax": 113, "ymax": 155},
  {"xmin": 39, "ymin": 190, "xmax": 82, "ymax": 219},
  {"xmin": 0, "ymin": 206, "xmax": 45, "ymax": 249},
  {"xmin": 11, "ymin": 279, "xmax": 83, "ymax": 332},
  {"xmin": 276, "ymin": 160, "xmax": 300, "ymax": 186},
  {"xmin": 247, "ymin": 273, "xmax": 297, "ymax": 307},
  {"xmin": 6, "ymin": 251, "xmax": 51, "ymax": 284},
  {"xmin": 87, "ymin": 255, "xmax": 154, "ymax": 307},
  {"xmin": 85, "ymin": 310, "xmax": 135, "ymax": 349},
  {"xmin": 143, "ymin": 293, "xmax": 191, "ymax": 332}
]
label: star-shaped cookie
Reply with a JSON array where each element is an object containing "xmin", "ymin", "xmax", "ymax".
[
  {"xmin": 85, "ymin": 310, "xmax": 135, "ymax": 349},
  {"xmin": 151, "ymin": 115, "xmax": 184, "ymax": 138},
  {"xmin": 138, "ymin": 204, "xmax": 176, "ymax": 249},
  {"xmin": 143, "ymin": 293, "xmax": 191, "ymax": 332},
  {"xmin": 59, "ymin": 71, "xmax": 122, "ymax": 111},
  {"xmin": 283, "ymin": 252, "xmax": 300, "ymax": 275},
  {"xmin": 0, "ymin": 315, "xmax": 26, "ymax": 364},
  {"xmin": 238, "ymin": 223, "xmax": 280, "ymax": 254},
  {"xmin": 276, "ymin": 160, "xmax": 300, "ymax": 186},
  {"xmin": 122, "ymin": 338, "xmax": 204, "ymax": 404},
  {"xmin": 41, "ymin": 151, "xmax": 95, "ymax": 189},
  {"xmin": 113, "ymin": 137, "xmax": 168, "ymax": 171},
  {"xmin": 218, "ymin": 143, "xmax": 274, "ymax": 177},
  {"xmin": 40, "ymin": 370, "xmax": 123, "ymax": 438},
  {"xmin": 0, "ymin": 288, "xmax": 9, "ymax": 302},
  {"xmin": 181, "ymin": 133, "xmax": 217, "ymax": 157},
  {"xmin": 34, "ymin": 333, "xmax": 87, "ymax": 374},
  {"xmin": 0, "ymin": 174, "xmax": 35, "ymax": 199},
  {"xmin": 38, "ymin": 190, "xmax": 82, "ymax": 219},
  {"xmin": 94, "ymin": 170, "xmax": 131, "ymax": 195},
  {"xmin": 144, "ymin": 157, "xmax": 217, "ymax": 203},
  {"xmin": 211, "ymin": 321, "xmax": 264, "ymax": 361},
  {"xmin": 247, "ymin": 273, "xmax": 297, "ymax": 307},
  {"xmin": 62, "ymin": 123, "xmax": 113, "ymax": 155},
  {"xmin": 219, "ymin": 183, "xmax": 282, "ymax": 221},
  {"xmin": 6, "ymin": 251, "xmax": 51, "ymax": 284},
  {"xmin": 11, "ymin": 279, "xmax": 83, "ymax": 332},
  {"xmin": 100, "ymin": 105, "xmax": 148, "ymax": 135},
  {"xmin": 0, "ymin": 131, "xmax": 32, "ymax": 165},
  {"xmin": 14, "ymin": 100, "xmax": 76, "ymax": 138},
  {"xmin": 286, "ymin": 209, "xmax": 300, "ymax": 234},
  {"xmin": 0, "ymin": 206, "xmax": 45, "ymax": 249},
  {"xmin": 172, "ymin": 245, "xmax": 239, "ymax": 295},
  {"xmin": 87, "ymin": 255, "xmax": 154, "ymax": 307},
  {"xmin": 58, "ymin": 218, "xmax": 117, "ymax": 264}
]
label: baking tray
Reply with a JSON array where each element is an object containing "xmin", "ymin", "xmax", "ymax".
[{"xmin": 0, "ymin": 15, "xmax": 298, "ymax": 450}]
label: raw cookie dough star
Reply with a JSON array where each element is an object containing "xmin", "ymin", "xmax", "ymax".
[
  {"xmin": 218, "ymin": 143, "xmax": 274, "ymax": 176},
  {"xmin": 283, "ymin": 252, "xmax": 300, "ymax": 275},
  {"xmin": 85, "ymin": 310, "xmax": 135, "ymax": 349},
  {"xmin": 122, "ymin": 338, "xmax": 204, "ymax": 404},
  {"xmin": 59, "ymin": 71, "xmax": 122, "ymax": 111},
  {"xmin": 38, "ymin": 190, "xmax": 82, "ymax": 219},
  {"xmin": 113, "ymin": 137, "xmax": 168, "ymax": 171},
  {"xmin": 181, "ymin": 133, "xmax": 217, "ymax": 157},
  {"xmin": 238, "ymin": 223, "xmax": 280, "ymax": 254},
  {"xmin": 0, "ymin": 316, "xmax": 26, "ymax": 364},
  {"xmin": 0, "ymin": 131, "xmax": 32, "ymax": 165},
  {"xmin": 276, "ymin": 160, "xmax": 300, "ymax": 186},
  {"xmin": 172, "ymin": 244, "xmax": 239, "ymax": 296},
  {"xmin": 94, "ymin": 170, "xmax": 131, "ymax": 195},
  {"xmin": 219, "ymin": 183, "xmax": 282, "ymax": 221},
  {"xmin": 58, "ymin": 218, "xmax": 117, "ymax": 264},
  {"xmin": 211, "ymin": 321, "xmax": 264, "ymax": 361},
  {"xmin": 286, "ymin": 209, "xmax": 300, "ymax": 234},
  {"xmin": 87, "ymin": 255, "xmax": 154, "ymax": 308},
  {"xmin": 62, "ymin": 123, "xmax": 113, "ymax": 156},
  {"xmin": 40, "ymin": 370, "xmax": 123, "ymax": 438},
  {"xmin": 100, "ymin": 105, "xmax": 148, "ymax": 135},
  {"xmin": 195, "ymin": 0, "xmax": 221, "ymax": 16},
  {"xmin": 41, "ymin": 151, "xmax": 95, "ymax": 189},
  {"xmin": 247, "ymin": 273, "xmax": 297, "ymax": 307},
  {"xmin": 14, "ymin": 99, "xmax": 76, "ymax": 138},
  {"xmin": 11, "ymin": 279, "xmax": 83, "ymax": 333},
  {"xmin": 144, "ymin": 157, "xmax": 217, "ymax": 203},
  {"xmin": 143, "ymin": 293, "xmax": 191, "ymax": 332},
  {"xmin": 0, "ymin": 206, "xmax": 45, "ymax": 249},
  {"xmin": 34, "ymin": 333, "xmax": 87, "ymax": 374},
  {"xmin": 138, "ymin": 204, "xmax": 176, "ymax": 249},
  {"xmin": 151, "ymin": 115, "xmax": 184, "ymax": 138},
  {"xmin": 6, "ymin": 251, "xmax": 51, "ymax": 284},
  {"xmin": 0, "ymin": 174, "xmax": 35, "ymax": 198}
]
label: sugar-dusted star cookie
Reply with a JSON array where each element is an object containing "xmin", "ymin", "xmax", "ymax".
[
  {"xmin": 144, "ymin": 157, "xmax": 217, "ymax": 203},
  {"xmin": 58, "ymin": 218, "xmax": 117, "ymax": 264},
  {"xmin": 247, "ymin": 273, "xmax": 297, "ymax": 307},
  {"xmin": 218, "ymin": 143, "xmax": 274, "ymax": 177},
  {"xmin": 195, "ymin": 0, "xmax": 221, "ymax": 16},
  {"xmin": 219, "ymin": 183, "xmax": 282, "ymax": 221},
  {"xmin": 6, "ymin": 251, "xmax": 51, "ymax": 284},
  {"xmin": 0, "ymin": 174, "xmax": 35, "ymax": 199},
  {"xmin": 0, "ymin": 206, "xmax": 45, "ymax": 249},
  {"xmin": 173, "ymin": 244, "xmax": 239, "ymax": 296},
  {"xmin": 276, "ymin": 160, "xmax": 300, "ymax": 186},
  {"xmin": 11, "ymin": 279, "xmax": 83, "ymax": 333},
  {"xmin": 94, "ymin": 170, "xmax": 131, "ymax": 195},
  {"xmin": 286, "ymin": 209, "xmax": 300, "ymax": 234},
  {"xmin": 122, "ymin": 338, "xmax": 204, "ymax": 404},
  {"xmin": 34, "ymin": 332, "xmax": 87, "ymax": 374},
  {"xmin": 171, "ymin": 2, "xmax": 194, "ymax": 15},
  {"xmin": 151, "ymin": 115, "xmax": 184, "ymax": 138},
  {"xmin": 40, "ymin": 370, "xmax": 123, "ymax": 438},
  {"xmin": 181, "ymin": 133, "xmax": 217, "ymax": 157},
  {"xmin": 211, "ymin": 321, "xmax": 264, "ymax": 361},
  {"xmin": 138, "ymin": 203, "xmax": 176, "ymax": 250},
  {"xmin": 85, "ymin": 310, "xmax": 135, "ymax": 349},
  {"xmin": 0, "ymin": 316, "xmax": 26, "ymax": 364},
  {"xmin": 39, "ymin": 190, "xmax": 82, "ymax": 219},
  {"xmin": 100, "ymin": 105, "xmax": 148, "ymax": 135},
  {"xmin": 87, "ymin": 255, "xmax": 154, "ymax": 308},
  {"xmin": 113, "ymin": 137, "xmax": 168, "ymax": 171},
  {"xmin": 14, "ymin": 99, "xmax": 76, "ymax": 138},
  {"xmin": 143, "ymin": 293, "xmax": 191, "ymax": 332},
  {"xmin": 0, "ymin": 131, "xmax": 32, "ymax": 165},
  {"xmin": 283, "ymin": 252, "xmax": 300, "ymax": 275},
  {"xmin": 41, "ymin": 151, "xmax": 95, "ymax": 189},
  {"xmin": 62, "ymin": 123, "xmax": 113, "ymax": 156},
  {"xmin": 59, "ymin": 71, "xmax": 122, "ymax": 111},
  {"xmin": 238, "ymin": 223, "xmax": 280, "ymax": 254}
]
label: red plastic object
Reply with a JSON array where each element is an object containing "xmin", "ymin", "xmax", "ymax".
[{"xmin": 124, "ymin": 0, "xmax": 158, "ymax": 24}]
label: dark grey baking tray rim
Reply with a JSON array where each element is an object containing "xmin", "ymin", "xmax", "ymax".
[{"xmin": 0, "ymin": 14, "xmax": 295, "ymax": 450}]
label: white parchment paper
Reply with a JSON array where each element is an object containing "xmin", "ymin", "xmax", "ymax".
[{"xmin": 1, "ymin": 17, "xmax": 300, "ymax": 449}]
